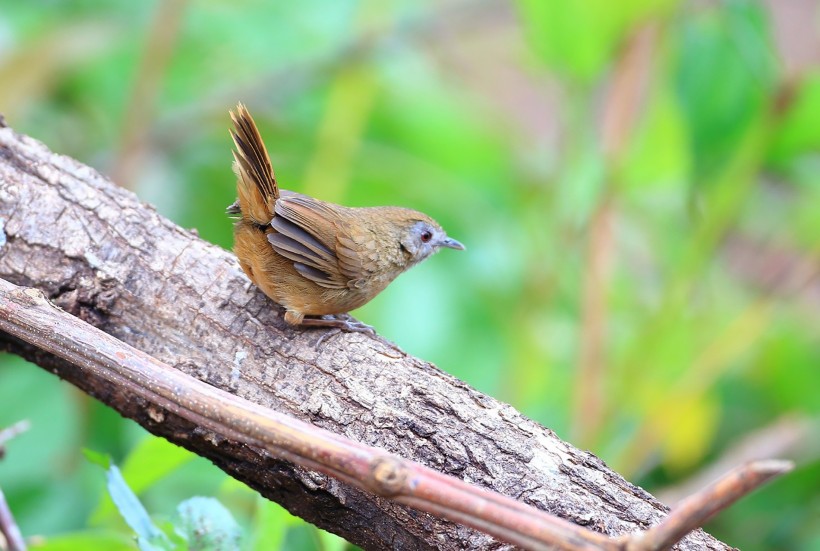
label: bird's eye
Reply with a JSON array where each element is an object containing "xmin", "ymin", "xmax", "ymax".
[{"xmin": 421, "ymin": 230, "xmax": 433, "ymax": 243}]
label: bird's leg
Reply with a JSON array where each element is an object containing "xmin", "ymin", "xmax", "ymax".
[
  {"xmin": 243, "ymin": 279, "xmax": 255, "ymax": 294},
  {"xmin": 284, "ymin": 310, "xmax": 375, "ymax": 346},
  {"xmin": 334, "ymin": 313, "xmax": 376, "ymax": 334},
  {"xmin": 303, "ymin": 315, "xmax": 376, "ymax": 347},
  {"xmin": 299, "ymin": 314, "xmax": 375, "ymax": 335}
]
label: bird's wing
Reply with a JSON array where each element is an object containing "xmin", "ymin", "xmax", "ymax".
[{"xmin": 267, "ymin": 194, "xmax": 377, "ymax": 289}]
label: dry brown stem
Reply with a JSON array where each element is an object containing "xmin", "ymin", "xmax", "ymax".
[
  {"xmin": 623, "ymin": 460, "xmax": 793, "ymax": 551},
  {"xmin": 0, "ymin": 422, "xmax": 28, "ymax": 551},
  {"xmin": 0, "ymin": 486, "xmax": 26, "ymax": 551},
  {"xmin": 574, "ymin": 24, "xmax": 656, "ymax": 446}
]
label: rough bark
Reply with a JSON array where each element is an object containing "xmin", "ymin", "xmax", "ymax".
[{"xmin": 0, "ymin": 121, "xmax": 731, "ymax": 550}]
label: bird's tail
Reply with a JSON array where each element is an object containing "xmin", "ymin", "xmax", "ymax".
[{"xmin": 229, "ymin": 103, "xmax": 279, "ymax": 225}]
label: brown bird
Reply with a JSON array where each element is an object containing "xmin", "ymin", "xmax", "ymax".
[{"xmin": 227, "ymin": 103, "xmax": 464, "ymax": 333}]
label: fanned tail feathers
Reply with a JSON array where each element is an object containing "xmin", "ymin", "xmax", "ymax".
[{"xmin": 229, "ymin": 103, "xmax": 278, "ymax": 225}]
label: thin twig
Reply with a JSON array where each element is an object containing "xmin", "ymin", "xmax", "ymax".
[
  {"xmin": 111, "ymin": 0, "xmax": 188, "ymax": 188},
  {"xmin": 622, "ymin": 460, "xmax": 794, "ymax": 551},
  {"xmin": 0, "ymin": 422, "xmax": 29, "ymax": 550},
  {"xmin": 0, "ymin": 486, "xmax": 26, "ymax": 551},
  {"xmin": 574, "ymin": 195, "xmax": 614, "ymax": 446},
  {"xmin": 573, "ymin": 24, "xmax": 656, "ymax": 445},
  {"xmin": 657, "ymin": 415, "xmax": 812, "ymax": 504},
  {"xmin": 0, "ymin": 420, "xmax": 30, "ymax": 456}
]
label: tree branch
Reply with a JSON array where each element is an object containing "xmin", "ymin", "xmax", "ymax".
[
  {"xmin": 0, "ymin": 422, "xmax": 28, "ymax": 551},
  {"xmin": 0, "ymin": 278, "xmax": 623, "ymax": 550},
  {"xmin": 0, "ymin": 120, "xmax": 737, "ymax": 549},
  {"xmin": 623, "ymin": 460, "xmax": 792, "ymax": 551},
  {"xmin": 0, "ymin": 278, "xmax": 792, "ymax": 550},
  {"xmin": 0, "ymin": 486, "xmax": 26, "ymax": 551}
]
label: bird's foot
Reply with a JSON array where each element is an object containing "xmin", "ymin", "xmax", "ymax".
[
  {"xmin": 300, "ymin": 314, "xmax": 376, "ymax": 347},
  {"xmin": 330, "ymin": 313, "xmax": 376, "ymax": 335}
]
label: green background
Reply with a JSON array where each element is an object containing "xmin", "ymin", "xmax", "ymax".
[{"xmin": 1, "ymin": 1, "xmax": 819, "ymax": 549}]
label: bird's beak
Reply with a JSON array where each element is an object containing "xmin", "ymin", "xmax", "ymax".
[{"xmin": 439, "ymin": 237, "xmax": 465, "ymax": 250}]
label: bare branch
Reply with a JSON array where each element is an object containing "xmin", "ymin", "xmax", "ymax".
[
  {"xmin": 0, "ymin": 420, "xmax": 30, "ymax": 456},
  {"xmin": 657, "ymin": 415, "xmax": 813, "ymax": 505},
  {"xmin": 623, "ymin": 460, "xmax": 793, "ymax": 551},
  {"xmin": 0, "ymin": 486, "xmax": 26, "ymax": 551},
  {"xmin": 111, "ymin": 0, "xmax": 188, "ymax": 188},
  {"xmin": 0, "ymin": 422, "xmax": 29, "ymax": 551},
  {"xmin": 574, "ymin": 24, "xmax": 657, "ymax": 446}
]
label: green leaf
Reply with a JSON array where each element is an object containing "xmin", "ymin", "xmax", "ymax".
[
  {"xmin": 175, "ymin": 497, "xmax": 241, "ymax": 551},
  {"xmin": 251, "ymin": 496, "xmax": 304, "ymax": 551},
  {"xmin": 83, "ymin": 448, "xmax": 111, "ymax": 470},
  {"xmin": 660, "ymin": 395, "xmax": 719, "ymax": 472},
  {"xmin": 105, "ymin": 464, "xmax": 170, "ymax": 551},
  {"xmin": 675, "ymin": 1, "xmax": 776, "ymax": 182},
  {"xmin": 29, "ymin": 530, "xmax": 137, "ymax": 551},
  {"xmin": 122, "ymin": 436, "xmax": 195, "ymax": 495},
  {"xmin": 156, "ymin": 519, "xmax": 189, "ymax": 549},
  {"xmin": 622, "ymin": 81, "xmax": 690, "ymax": 190},
  {"xmin": 518, "ymin": 0, "xmax": 676, "ymax": 82},
  {"xmin": 316, "ymin": 528, "xmax": 348, "ymax": 551},
  {"xmin": 767, "ymin": 74, "xmax": 820, "ymax": 167},
  {"xmin": 92, "ymin": 435, "xmax": 195, "ymax": 524},
  {"xmin": 248, "ymin": 497, "xmax": 301, "ymax": 551},
  {"xmin": 557, "ymin": 142, "xmax": 606, "ymax": 226}
]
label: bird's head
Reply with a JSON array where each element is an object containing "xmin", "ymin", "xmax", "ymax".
[{"xmin": 386, "ymin": 209, "xmax": 464, "ymax": 267}]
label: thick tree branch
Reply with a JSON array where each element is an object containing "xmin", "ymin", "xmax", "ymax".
[
  {"xmin": 0, "ymin": 279, "xmax": 791, "ymax": 550},
  {"xmin": 0, "ymin": 121, "xmax": 735, "ymax": 549},
  {"xmin": 0, "ymin": 279, "xmax": 618, "ymax": 550}
]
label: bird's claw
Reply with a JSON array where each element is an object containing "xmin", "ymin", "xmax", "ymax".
[
  {"xmin": 337, "ymin": 318, "xmax": 376, "ymax": 335},
  {"xmin": 311, "ymin": 315, "xmax": 375, "ymax": 347}
]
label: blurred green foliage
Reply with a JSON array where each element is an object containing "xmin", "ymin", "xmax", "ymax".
[{"xmin": 1, "ymin": 1, "xmax": 818, "ymax": 549}]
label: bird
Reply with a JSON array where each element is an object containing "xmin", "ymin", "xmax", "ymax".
[{"xmin": 227, "ymin": 103, "xmax": 464, "ymax": 333}]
